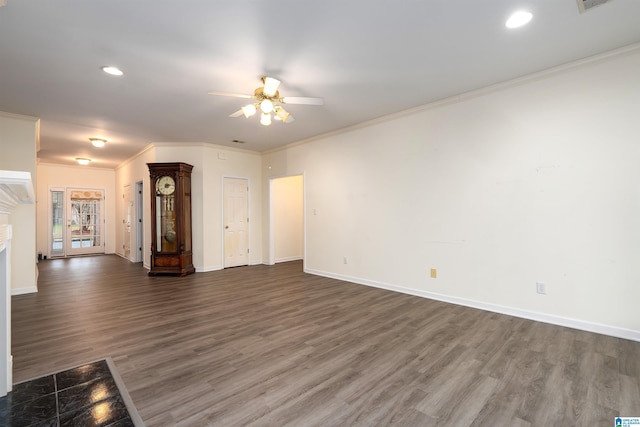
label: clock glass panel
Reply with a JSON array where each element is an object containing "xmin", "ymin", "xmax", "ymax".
[{"xmin": 155, "ymin": 181, "xmax": 177, "ymax": 253}]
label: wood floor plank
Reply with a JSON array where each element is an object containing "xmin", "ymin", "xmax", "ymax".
[
  {"xmin": 619, "ymin": 374, "xmax": 640, "ymax": 415},
  {"xmin": 11, "ymin": 255, "xmax": 640, "ymax": 426}
]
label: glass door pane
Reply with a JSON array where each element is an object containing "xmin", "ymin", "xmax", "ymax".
[
  {"xmin": 67, "ymin": 189, "xmax": 105, "ymax": 256},
  {"xmin": 51, "ymin": 190, "xmax": 64, "ymax": 257}
]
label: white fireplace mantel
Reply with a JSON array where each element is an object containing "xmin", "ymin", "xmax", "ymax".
[
  {"xmin": 0, "ymin": 170, "xmax": 35, "ymax": 214},
  {"xmin": 0, "ymin": 170, "xmax": 35, "ymax": 397}
]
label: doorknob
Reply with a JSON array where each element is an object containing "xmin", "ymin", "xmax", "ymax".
[{"xmin": 225, "ymin": 225, "xmax": 229, "ymax": 229}]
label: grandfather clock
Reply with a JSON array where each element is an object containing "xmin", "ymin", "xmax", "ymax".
[{"xmin": 148, "ymin": 162, "xmax": 195, "ymax": 276}]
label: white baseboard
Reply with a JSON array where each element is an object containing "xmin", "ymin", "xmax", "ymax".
[
  {"xmin": 304, "ymin": 268, "xmax": 640, "ymax": 343},
  {"xmin": 196, "ymin": 261, "xmax": 264, "ymax": 272},
  {"xmin": 275, "ymin": 256, "xmax": 303, "ymax": 263},
  {"xmin": 195, "ymin": 265, "xmax": 223, "ymax": 273},
  {"xmin": 12, "ymin": 286, "xmax": 37, "ymax": 296},
  {"xmin": 114, "ymin": 252, "xmax": 140, "ymax": 263}
]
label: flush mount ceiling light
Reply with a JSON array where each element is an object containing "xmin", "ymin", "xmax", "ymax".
[
  {"xmin": 76, "ymin": 158, "xmax": 91, "ymax": 165},
  {"xmin": 89, "ymin": 137, "xmax": 107, "ymax": 148},
  {"xmin": 506, "ymin": 10, "xmax": 533, "ymax": 28},
  {"xmin": 101, "ymin": 66, "xmax": 124, "ymax": 76},
  {"xmin": 209, "ymin": 76, "xmax": 322, "ymax": 126}
]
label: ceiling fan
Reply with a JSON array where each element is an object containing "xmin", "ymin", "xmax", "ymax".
[{"xmin": 208, "ymin": 76, "xmax": 323, "ymax": 126}]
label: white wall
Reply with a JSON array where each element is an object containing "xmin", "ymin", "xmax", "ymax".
[
  {"xmin": 0, "ymin": 112, "xmax": 38, "ymax": 294},
  {"xmin": 115, "ymin": 146, "xmax": 156, "ymax": 267},
  {"xmin": 115, "ymin": 143, "xmax": 262, "ymax": 272},
  {"xmin": 36, "ymin": 163, "xmax": 117, "ymax": 257},
  {"xmin": 272, "ymin": 175, "xmax": 304, "ymax": 263},
  {"xmin": 192, "ymin": 144, "xmax": 262, "ymax": 271},
  {"xmin": 262, "ymin": 46, "xmax": 640, "ymax": 340}
]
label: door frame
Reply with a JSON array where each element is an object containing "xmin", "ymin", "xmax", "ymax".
[
  {"xmin": 222, "ymin": 176, "xmax": 250, "ymax": 268},
  {"xmin": 122, "ymin": 184, "xmax": 132, "ymax": 260},
  {"xmin": 268, "ymin": 172, "xmax": 306, "ymax": 268},
  {"xmin": 66, "ymin": 187, "xmax": 106, "ymax": 256}
]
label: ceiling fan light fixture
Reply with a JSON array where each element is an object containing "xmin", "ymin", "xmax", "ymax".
[
  {"xmin": 275, "ymin": 107, "xmax": 291, "ymax": 123},
  {"xmin": 210, "ymin": 76, "xmax": 319, "ymax": 126},
  {"xmin": 260, "ymin": 99, "xmax": 274, "ymax": 113},
  {"xmin": 241, "ymin": 104, "xmax": 257, "ymax": 118},
  {"xmin": 262, "ymin": 77, "xmax": 281, "ymax": 97},
  {"xmin": 89, "ymin": 137, "xmax": 107, "ymax": 148}
]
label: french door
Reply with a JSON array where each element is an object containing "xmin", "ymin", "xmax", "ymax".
[
  {"xmin": 67, "ymin": 189, "xmax": 104, "ymax": 256},
  {"xmin": 50, "ymin": 188, "xmax": 105, "ymax": 257}
]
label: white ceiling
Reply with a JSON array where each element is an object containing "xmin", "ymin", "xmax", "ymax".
[{"xmin": 1, "ymin": 0, "xmax": 639, "ymax": 169}]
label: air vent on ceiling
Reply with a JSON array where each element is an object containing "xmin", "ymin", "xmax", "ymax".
[{"xmin": 577, "ymin": 0, "xmax": 614, "ymax": 13}]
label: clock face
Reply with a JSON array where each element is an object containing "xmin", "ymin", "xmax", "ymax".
[{"xmin": 156, "ymin": 175, "xmax": 175, "ymax": 195}]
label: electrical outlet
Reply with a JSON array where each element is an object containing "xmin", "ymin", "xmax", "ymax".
[
  {"xmin": 430, "ymin": 268, "xmax": 437, "ymax": 278},
  {"xmin": 536, "ymin": 282, "xmax": 547, "ymax": 295},
  {"xmin": 343, "ymin": 256, "xmax": 348, "ymax": 264}
]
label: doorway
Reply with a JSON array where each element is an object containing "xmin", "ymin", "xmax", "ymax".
[
  {"xmin": 223, "ymin": 177, "xmax": 249, "ymax": 268},
  {"xmin": 50, "ymin": 188, "xmax": 106, "ymax": 257},
  {"xmin": 66, "ymin": 189, "xmax": 105, "ymax": 256},
  {"xmin": 269, "ymin": 175, "xmax": 304, "ymax": 265},
  {"xmin": 122, "ymin": 185, "xmax": 132, "ymax": 259}
]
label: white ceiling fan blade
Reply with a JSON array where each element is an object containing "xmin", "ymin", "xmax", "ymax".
[
  {"xmin": 229, "ymin": 109, "xmax": 244, "ymax": 118},
  {"xmin": 281, "ymin": 96, "xmax": 324, "ymax": 106},
  {"xmin": 208, "ymin": 91, "xmax": 254, "ymax": 99}
]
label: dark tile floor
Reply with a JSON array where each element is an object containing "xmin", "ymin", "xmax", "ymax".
[{"xmin": 0, "ymin": 360, "xmax": 136, "ymax": 427}]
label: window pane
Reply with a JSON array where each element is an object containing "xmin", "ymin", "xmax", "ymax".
[{"xmin": 51, "ymin": 191, "xmax": 64, "ymax": 256}]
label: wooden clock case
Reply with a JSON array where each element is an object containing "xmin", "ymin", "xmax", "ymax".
[{"xmin": 147, "ymin": 162, "xmax": 195, "ymax": 276}]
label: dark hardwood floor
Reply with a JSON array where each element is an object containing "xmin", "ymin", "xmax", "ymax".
[{"xmin": 12, "ymin": 255, "xmax": 640, "ymax": 426}]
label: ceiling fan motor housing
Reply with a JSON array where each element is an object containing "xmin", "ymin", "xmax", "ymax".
[{"xmin": 254, "ymin": 87, "xmax": 280, "ymax": 102}]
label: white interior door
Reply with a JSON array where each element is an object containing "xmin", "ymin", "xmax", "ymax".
[
  {"xmin": 66, "ymin": 189, "xmax": 105, "ymax": 256},
  {"xmin": 223, "ymin": 177, "xmax": 249, "ymax": 268}
]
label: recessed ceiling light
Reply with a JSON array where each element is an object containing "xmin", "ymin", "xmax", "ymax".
[
  {"xmin": 506, "ymin": 11, "xmax": 533, "ymax": 29},
  {"xmin": 101, "ymin": 66, "xmax": 124, "ymax": 76},
  {"xmin": 89, "ymin": 137, "xmax": 107, "ymax": 148},
  {"xmin": 76, "ymin": 158, "xmax": 91, "ymax": 165}
]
